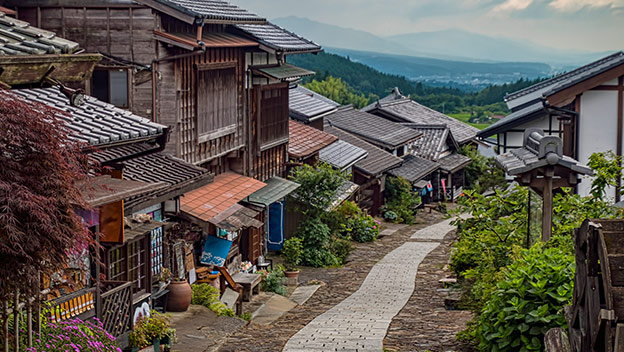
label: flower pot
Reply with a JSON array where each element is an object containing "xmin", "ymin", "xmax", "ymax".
[
  {"xmin": 284, "ymin": 270, "xmax": 300, "ymax": 278},
  {"xmin": 152, "ymin": 338, "xmax": 161, "ymax": 352},
  {"xmin": 166, "ymin": 280, "xmax": 192, "ymax": 312}
]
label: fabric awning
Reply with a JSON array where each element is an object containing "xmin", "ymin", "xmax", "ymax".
[
  {"xmin": 253, "ymin": 63, "xmax": 315, "ymax": 80},
  {"xmin": 247, "ymin": 177, "xmax": 300, "ymax": 206},
  {"xmin": 77, "ymin": 175, "xmax": 168, "ymax": 208},
  {"xmin": 209, "ymin": 204, "xmax": 263, "ymax": 232}
]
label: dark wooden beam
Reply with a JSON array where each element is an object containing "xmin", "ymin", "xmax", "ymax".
[
  {"xmin": 618, "ymin": 76, "xmax": 624, "ymax": 202},
  {"xmin": 547, "ymin": 64, "xmax": 624, "ymax": 107}
]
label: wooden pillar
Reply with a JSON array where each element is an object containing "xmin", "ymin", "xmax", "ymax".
[
  {"xmin": 542, "ymin": 175, "xmax": 553, "ymax": 242},
  {"xmin": 95, "ymin": 224, "xmax": 102, "ymax": 320}
]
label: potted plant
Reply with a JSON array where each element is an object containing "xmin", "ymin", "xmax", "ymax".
[
  {"xmin": 155, "ymin": 268, "xmax": 172, "ymax": 292},
  {"xmin": 166, "ymin": 275, "xmax": 192, "ymax": 312},
  {"xmin": 128, "ymin": 311, "xmax": 176, "ymax": 352},
  {"xmin": 282, "ymin": 237, "xmax": 303, "ymax": 278}
]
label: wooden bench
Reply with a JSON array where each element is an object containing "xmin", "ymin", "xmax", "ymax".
[
  {"xmin": 231, "ymin": 272, "xmax": 262, "ymax": 302},
  {"xmin": 424, "ymin": 204, "xmax": 436, "ymax": 213}
]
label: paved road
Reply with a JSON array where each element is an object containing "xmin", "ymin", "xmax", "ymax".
[{"xmin": 282, "ymin": 218, "xmax": 458, "ymax": 352}]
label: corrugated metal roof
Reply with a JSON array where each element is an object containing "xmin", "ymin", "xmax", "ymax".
[
  {"xmin": 0, "ymin": 10, "xmax": 79, "ymax": 55},
  {"xmin": 505, "ymin": 51, "xmax": 624, "ymax": 110},
  {"xmin": 325, "ymin": 106, "xmax": 422, "ymax": 150},
  {"xmin": 324, "ymin": 125, "xmax": 402, "ymax": 176},
  {"xmin": 247, "ymin": 177, "xmax": 300, "ymax": 206},
  {"xmin": 235, "ymin": 22, "xmax": 322, "ymax": 54},
  {"xmin": 254, "ymin": 63, "xmax": 315, "ymax": 80},
  {"xmin": 149, "ymin": 0, "xmax": 266, "ymax": 23},
  {"xmin": 364, "ymin": 89, "xmax": 479, "ymax": 145},
  {"xmin": 289, "ymin": 120, "xmax": 338, "ymax": 159},
  {"xmin": 289, "ymin": 85, "xmax": 339, "ymax": 123},
  {"xmin": 10, "ymin": 88, "xmax": 166, "ymax": 146},
  {"xmin": 387, "ymin": 155, "xmax": 439, "ymax": 183},
  {"xmin": 319, "ymin": 140, "xmax": 368, "ymax": 171}
]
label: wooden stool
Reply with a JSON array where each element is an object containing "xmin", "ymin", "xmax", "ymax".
[{"xmin": 231, "ymin": 272, "xmax": 262, "ymax": 302}]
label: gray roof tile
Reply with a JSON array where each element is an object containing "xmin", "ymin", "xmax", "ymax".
[
  {"xmin": 402, "ymin": 124, "xmax": 457, "ymax": 161},
  {"xmin": 289, "ymin": 85, "xmax": 339, "ymax": 123},
  {"xmin": 247, "ymin": 177, "xmax": 300, "ymax": 206},
  {"xmin": 151, "ymin": 0, "xmax": 266, "ymax": 23},
  {"xmin": 364, "ymin": 89, "xmax": 479, "ymax": 145},
  {"xmin": 387, "ymin": 155, "xmax": 439, "ymax": 183},
  {"xmin": 235, "ymin": 22, "xmax": 321, "ymax": 53},
  {"xmin": 326, "ymin": 106, "xmax": 422, "ymax": 149},
  {"xmin": 0, "ymin": 11, "xmax": 79, "ymax": 55},
  {"xmin": 12, "ymin": 87, "xmax": 165, "ymax": 146},
  {"xmin": 438, "ymin": 153, "xmax": 472, "ymax": 173},
  {"xmin": 324, "ymin": 125, "xmax": 402, "ymax": 176},
  {"xmin": 319, "ymin": 139, "xmax": 368, "ymax": 170}
]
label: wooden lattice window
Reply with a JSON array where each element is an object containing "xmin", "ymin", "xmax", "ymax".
[
  {"xmin": 108, "ymin": 246, "xmax": 125, "ymax": 282},
  {"xmin": 127, "ymin": 238, "xmax": 147, "ymax": 293},
  {"xmin": 151, "ymin": 227, "xmax": 164, "ymax": 280},
  {"xmin": 258, "ymin": 83, "xmax": 289, "ymax": 147},
  {"xmin": 196, "ymin": 62, "xmax": 238, "ymax": 143}
]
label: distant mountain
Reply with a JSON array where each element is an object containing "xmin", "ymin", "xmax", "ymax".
[
  {"xmin": 273, "ymin": 16, "xmax": 611, "ymax": 67},
  {"xmin": 327, "ymin": 48, "xmax": 551, "ymax": 90}
]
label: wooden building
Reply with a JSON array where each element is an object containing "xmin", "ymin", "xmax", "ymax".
[
  {"xmin": 478, "ymin": 52, "xmax": 624, "ymax": 200},
  {"xmin": 289, "ymin": 84, "xmax": 340, "ymax": 130}
]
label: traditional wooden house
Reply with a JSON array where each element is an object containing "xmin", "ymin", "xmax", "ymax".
[
  {"xmin": 326, "ymin": 105, "xmax": 423, "ymax": 157},
  {"xmin": 319, "ymin": 140, "xmax": 369, "ymax": 173},
  {"xmin": 289, "ymin": 84, "xmax": 340, "ymax": 130},
  {"xmin": 363, "ymin": 88, "xmax": 479, "ymax": 146},
  {"xmin": 477, "ymin": 52, "xmax": 624, "ymax": 200},
  {"xmin": 288, "ymin": 119, "xmax": 339, "ymax": 165},
  {"xmin": 406, "ymin": 125, "xmax": 471, "ymax": 200},
  {"xmin": 324, "ymin": 125, "xmax": 403, "ymax": 216}
]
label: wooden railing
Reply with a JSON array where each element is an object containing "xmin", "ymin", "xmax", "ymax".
[
  {"xmin": 100, "ymin": 281, "xmax": 133, "ymax": 338},
  {"xmin": 48, "ymin": 287, "xmax": 96, "ymax": 323}
]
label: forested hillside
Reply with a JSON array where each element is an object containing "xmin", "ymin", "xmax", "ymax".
[{"xmin": 288, "ymin": 52, "xmax": 546, "ymax": 116}]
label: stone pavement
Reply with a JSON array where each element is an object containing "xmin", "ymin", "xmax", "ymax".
[{"xmin": 282, "ymin": 218, "xmax": 459, "ymax": 352}]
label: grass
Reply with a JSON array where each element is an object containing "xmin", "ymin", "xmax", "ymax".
[{"xmin": 448, "ymin": 113, "xmax": 493, "ymax": 130}]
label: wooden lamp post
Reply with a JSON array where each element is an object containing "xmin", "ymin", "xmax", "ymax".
[{"xmin": 496, "ymin": 128, "xmax": 593, "ymax": 241}]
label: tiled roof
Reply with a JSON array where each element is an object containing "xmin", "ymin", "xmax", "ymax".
[
  {"xmin": 148, "ymin": 0, "xmax": 266, "ymax": 23},
  {"xmin": 153, "ymin": 30, "xmax": 258, "ymax": 51},
  {"xmin": 505, "ymin": 51, "xmax": 624, "ymax": 110},
  {"xmin": 235, "ymin": 22, "xmax": 322, "ymax": 54},
  {"xmin": 324, "ymin": 125, "xmax": 402, "ymax": 176},
  {"xmin": 180, "ymin": 172, "xmax": 266, "ymax": 222},
  {"xmin": 387, "ymin": 155, "xmax": 439, "ymax": 183},
  {"xmin": 288, "ymin": 120, "xmax": 338, "ymax": 159},
  {"xmin": 364, "ymin": 89, "xmax": 478, "ymax": 145},
  {"xmin": 438, "ymin": 153, "xmax": 472, "ymax": 173},
  {"xmin": 289, "ymin": 85, "xmax": 340, "ymax": 123},
  {"xmin": 254, "ymin": 64, "xmax": 315, "ymax": 80},
  {"xmin": 11, "ymin": 88, "xmax": 166, "ymax": 147},
  {"xmin": 246, "ymin": 177, "xmax": 300, "ymax": 206},
  {"xmin": 319, "ymin": 140, "xmax": 368, "ymax": 170},
  {"xmin": 326, "ymin": 106, "xmax": 422, "ymax": 149},
  {"xmin": 328, "ymin": 179, "xmax": 359, "ymax": 210},
  {"xmin": 77, "ymin": 175, "xmax": 167, "ymax": 208},
  {"xmin": 403, "ymin": 125, "xmax": 455, "ymax": 161},
  {"xmin": 90, "ymin": 143, "xmax": 161, "ymax": 163},
  {"xmin": 210, "ymin": 204, "xmax": 262, "ymax": 231},
  {"xmin": 477, "ymin": 101, "xmax": 545, "ymax": 138},
  {"xmin": 0, "ymin": 10, "xmax": 79, "ymax": 55}
]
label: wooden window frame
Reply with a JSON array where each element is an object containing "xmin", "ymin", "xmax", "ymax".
[
  {"xmin": 91, "ymin": 67, "xmax": 130, "ymax": 108},
  {"xmin": 256, "ymin": 82, "xmax": 289, "ymax": 149},
  {"xmin": 195, "ymin": 62, "xmax": 239, "ymax": 144}
]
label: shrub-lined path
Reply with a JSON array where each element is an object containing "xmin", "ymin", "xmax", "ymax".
[{"xmin": 282, "ymin": 218, "xmax": 457, "ymax": 352}]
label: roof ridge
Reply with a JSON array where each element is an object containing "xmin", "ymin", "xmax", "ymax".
[{"xmin": 506, "ymin": 51, "xmax": 624, "ymax": 102}]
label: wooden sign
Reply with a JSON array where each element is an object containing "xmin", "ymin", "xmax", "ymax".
[
  {"xmin": 185, "ymin": 243, "xmax": 195, "ymax": 272},
  {"xmin": 173, "ymin": 242, "xmax": 185, "ymax": 280}
]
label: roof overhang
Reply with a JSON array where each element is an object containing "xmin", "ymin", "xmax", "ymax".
[
  {"xmin": 153, "ymin": 30, "xmax": 258, "ymax": 51},
  {"xmin": 246, "ymin": 177, "xmax": 300, "ymax": 207},
  {"xmin": 252, "ymin": 63, "xmax": 315, "ymax": 81},
  {"xmin": 78, "ymin": 175, "xmax": 168, "ymax": 208},
  {"xmin": 545, "ymin": 63, "xmax": 624, "ymax": 107},
  {"xmin": 135, "ymin": 0, "xmax": 267, "ymax": 25},
  {"xmin": 0, "ymin": 53, "xmax": 102, "ymax": 87}
]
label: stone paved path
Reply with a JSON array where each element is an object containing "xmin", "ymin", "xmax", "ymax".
[{"xmin": 282, "ymin": 218, "xmax": 459, "ymax": 352}]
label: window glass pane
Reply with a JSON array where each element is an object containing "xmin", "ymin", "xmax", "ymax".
[
  {"xmin": 91, "ymin": 70, "xmax": 109, "ymax": 103},
  {"xmin": 109, "ymin": 70, "xmax": 128, "ymax": 108}
]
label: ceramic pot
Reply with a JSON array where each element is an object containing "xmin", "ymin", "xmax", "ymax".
[
  {"xmin": 152, "ymin": 339, "xmax": 161, "ymax": 352},
  {"xmin": 166, "ymin": 280, "xmax": 192, "ymax": 312},
  {"xmin": 284, "ymin": 270, "xmax": 300, "ymax": 278}
]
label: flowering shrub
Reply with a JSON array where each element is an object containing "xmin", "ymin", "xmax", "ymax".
[
  {"xmin": 27, "ymin": 318, "xmax": 120, "ymax": 352},
  {"xmin": 346, "ymin": 215, "xmax": 379, "ymax": 243}
]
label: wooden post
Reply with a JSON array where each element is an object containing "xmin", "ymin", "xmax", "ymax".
[
  {"xmin": 542, "ymin": 175, "xmax": 554, "ymax": 241},
  {"xmin": 13, "ymin": 290, "xmax": 19, "ymax": 351},
  {"xmin": 95, "ymin": 225, "xmax": 102, "ymax": 320},
  {"xmin": 27, "ymin": 300, "xmax": 32, "ymax": 347},
  {"xmin": 3, "ymin": 301, "xmax": 8, "ymax": 352}
]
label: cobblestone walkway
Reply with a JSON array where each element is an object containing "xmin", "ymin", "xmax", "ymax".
[{"xmin": 282, "ymin": 219, "xmax": 458, "ymax": 352}]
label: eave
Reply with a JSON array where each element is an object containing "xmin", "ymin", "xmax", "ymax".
[{"xmin": 0, "ymin": 53, "xmax": 102, "ymax": 87}]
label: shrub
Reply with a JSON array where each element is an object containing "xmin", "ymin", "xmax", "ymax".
[
  {"xmin": 288, "ymin": 163, "xmax": 349, "ymax": 216},
  {"xmin": 383, "ymin": 176, "xmax": 419, "ymax": 224},
  {"xmin": 347, "ymin": 215, "xmax": 379, "ymax": 243},
  {"xmin": 324, "ymin": 201, "xmax": 379, "ymax": 243},
  {"xmin": 191, "ymin": 284, "xmax": 235, "ymax": 316},
  {"xmin": 460, "ymin": 145, "xmax": 506, "ymax": 194},
  {"xmin": 474, "ymin": 244, "xmax": 574, "ymax": 351},
  {"xmin": 262, "ymin": 265, "xmax": 287, "ymax": 296},
  {"xmin": 27, "ymin": 318, "xmax": 121, "ymax": 352},
  {"xmin": 330, "ymin": 237, "xmax": 353, "ymax": 265},
  {"xmin": 128, "ymin": 311, "xmax": 176, "ymax": 349},
  {"xmin": 383, "ymin": 210, "xmax": 398, "ymax": 222},
  {"xmin": 297, "ymin": 217, "xmax": 339, "ymax": 267},
  {"xmin": 282, "ymin": 237, "xmax": 303, "ymax": 271}
]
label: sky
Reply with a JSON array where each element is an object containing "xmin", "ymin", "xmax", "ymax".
[{"xmin": 234, "ymin": 0, "xmax": 623, "ymax": 52}]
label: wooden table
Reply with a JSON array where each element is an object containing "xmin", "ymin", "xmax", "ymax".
[{"xmin": 231, "ymin": 272, "xmax": 262, "ymax": 301}]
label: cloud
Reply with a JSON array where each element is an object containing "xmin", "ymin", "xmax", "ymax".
[
  {"xmin": 491, "ymin": 0, "xmax": 534, "ymax": 13},
  {"xmin": 548, "ymin": 0, "xmax": 624, "ymax": 12}
]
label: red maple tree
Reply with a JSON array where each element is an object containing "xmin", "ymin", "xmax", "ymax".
[{"xmin": 0, "ymin": 89, "xmax": 93, "ymax": 300}]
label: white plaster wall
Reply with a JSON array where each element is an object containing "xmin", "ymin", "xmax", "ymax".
[
  {"xmin": 577, "ymin": 90, "xmax": 619, "ymax": 198},
  {"xmin": 504, "ymin": 113, "xmax": 552, "ymax": 150},
  {"xmin": 604, "ymin": 78, "xmax": 619, "ymax": 86}
]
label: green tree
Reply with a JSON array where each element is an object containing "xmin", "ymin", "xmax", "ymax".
[
  {"xmin": 587, "ymin": 150, "xmax": 621, "ymax": 201},
  {"xmin": 460, "ymin": 145, "xmax": 507, "ymax": 194},
  {"xmin": 288, "ymin": 162, "xmax": 349, "ymax": 217},
  {"xmin": 304, "ymin": 76, "xmax": 371, "ymax": 108}
]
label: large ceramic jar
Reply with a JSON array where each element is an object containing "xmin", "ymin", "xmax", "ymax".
[{"xmin": 166, "ymin": 280, "xmax": 192, "ymax": 312}]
